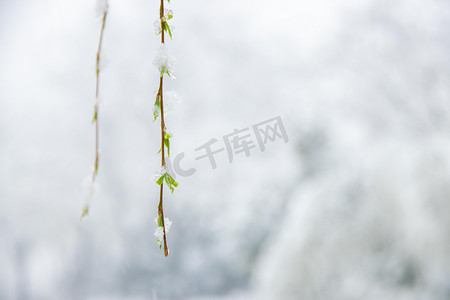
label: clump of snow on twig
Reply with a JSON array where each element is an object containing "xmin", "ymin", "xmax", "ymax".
[{"xmin": 153, "ymin": 44, "xmax": 176, "ymax": 78}]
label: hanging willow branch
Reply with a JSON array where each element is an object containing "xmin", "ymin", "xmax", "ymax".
[
  {"xmin": 81, "ymin": 2, "xmax": 108, "ymax": 219},
  {"xmin": 153, "ymin": 0, "xmax": 178, "ymax": 256}
]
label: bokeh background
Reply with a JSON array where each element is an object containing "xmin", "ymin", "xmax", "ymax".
[{"xmin": 1, "ymin": 0, "xmax": 450, "ymax": 299}]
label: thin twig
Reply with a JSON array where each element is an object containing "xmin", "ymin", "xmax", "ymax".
[
  {"xmin": 157, "ymin": 0, "xmax": 169, "ymax": 257},
  {"xmin": 93, "ymin": 9, "xmax": 108, "ymax": 180},
  {"xmin": 93, "ymin": 9, "xmax": 108, "ymax": 182},
  {"xmin": 82, "ymin": 8, "xmax": 108, "ymax": 219}
]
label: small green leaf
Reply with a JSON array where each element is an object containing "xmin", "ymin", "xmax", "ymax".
[
  {"xmin": 153, "ymin": 96, "xmax": 161, "ymax": 121},
  {"xmin": 164, "ymin": 138, "xmax": 170, "ymax": 156},
  {"xmin": 164, "ymin": 173, "xmax": 178, "ymax": 194},
  {"xmin": 156, "ymin": 174, "xmax": 165, "ymax": 185},
  {"xmin": 164, "ymin": 22, "xmax": 172, "ymax": 39},
  {"xmin": 160, "ymin": 65, "xmax": 167, "ymax": 77},
  {"xmin": 167, "ymin": 13, "xmax": 173, "ymax": 20},
  {"xmin": 164, "ymin": 131, "xmax": 173, "ymax": 139},
  {"xmin": 80, "ymin": 205, "xmax": 89, "ymax": 219},
  {"xmin": 157, "ymin": 215, "xmax": 163, "ymax": 227},
  {"xmin": 92, "ymin": 111, "xmax": 97, "ymax": 123},
  {"xmin": 163, "ymin": 131, "xmax": 172, "ymax": 156},
  {"xmin": 159, "ymin": 65, "xmax": 174, "ymax": 78}
]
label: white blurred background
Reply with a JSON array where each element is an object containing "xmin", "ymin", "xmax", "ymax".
[{"xmin": 1, "ymin": 0, "xmax": 450, "ymax": 299}]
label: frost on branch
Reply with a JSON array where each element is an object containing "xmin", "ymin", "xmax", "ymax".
[
  {"xmin": 152, "ymin": 165, "xmax": 167, "ymax": 182},
  {"xmin": 153, "ymin": 165, "xmax": 178, "ymax": 193},
  {"xmin": 153, "ymin": 44, "xmax": 175, "ymax": 78},
  {"xmin": 163, "ymin": 91, "xmax": 182, "ymax": 114},
  {"xmin": 153, "ymin": 90, "xmax": 181, "ymax": 121},
  {"xmin": 154, "ymin": 19, "xmax": 162, "ymax": 35},
  {"xmin": 154, "ymin": 217, "xmax": 172, "ymax": 249}
]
